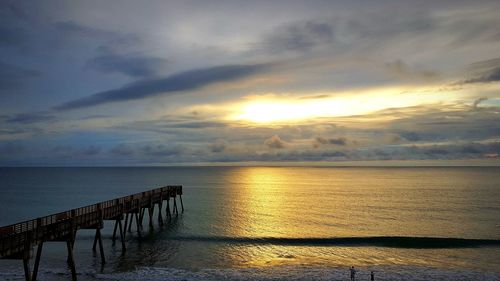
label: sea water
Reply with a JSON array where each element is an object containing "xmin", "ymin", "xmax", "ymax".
[{"xmin": 0, "ymin": 166, "xmax": 499, "ymax": 280}]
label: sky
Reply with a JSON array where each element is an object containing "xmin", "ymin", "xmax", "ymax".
[{"xmin": 1, "ymin": 0, "xmax": 500, "ymax": 166}]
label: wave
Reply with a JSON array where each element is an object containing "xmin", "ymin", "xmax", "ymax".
[
  {"xmin": 91, "ymin": 266, "xmax": 500, "ymax": 281},
  {"xmin": 3, "ymin": 266, "xmax": 498, "ymax": 281},
  {"xmin": 169, "ymin": 235, "xmax": 500, "ymax": 248}
]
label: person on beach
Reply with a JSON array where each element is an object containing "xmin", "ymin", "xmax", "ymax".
[
  {"xmin": 350, "ymin": 266, "xmax": 356, "ymax": 281},
  {"xmin": 371, "ymin": 271, "xmax": 374, "ymax": 281}
]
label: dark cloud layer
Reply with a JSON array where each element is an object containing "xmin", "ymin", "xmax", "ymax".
[
  {"xmin": 210, "ymin": 139, "xmax": 228, "ymax": 153},
  {"xmin": 314, "ymin": 136, "xmax": 347, "ymax": 146},
  {"xmin": 53, "ymin": 21, "xmax": 119, "ymax": 41},
  {"xmin": 109, "ymin": 144, "xmax": 134, "ymax": 156},
  {"xmin": 87, "ymin": 53, "xmax": 168, "ymax": 78},
  {"xmin": 464, "ymin": 68, "xmax": 500, "ymax": 84},
  {"xmin": 0, "ymin": 3, "xmax": 137, "ymax": 53},
  {"xmin": 403, "ymin": 142, "xmax": 500, "ymax": 160},
  {"xmin": 6, "ymin": 112, "xmax": 54, "ymax": 124},
  {"xmin": 263, "ymin": 21, "xmax": 334, "ymax": 52},
  {"xmin": 0, "ymin": 61, "xmax": 40, "ymax": 90},
  {"xmin": 256, "ymin": 5, "xmax": 498, "ymax": 57},
  {"xmin": 462, "ymin": 58, "xmax": 500, "ymax": 84},
  {"xmin": 167, "ymin": 121, "xmax": 227, "ymax": 129},
  {"xmin": 0, "ymin": 2, "xmax": 33, "ymax": 49},
  {"xmin": 1, "ymin": 1, "xmax": 500, "ymax": 166},
  {"xmin": 54, "ymin": 63, "xmax": 270, "ymax": 110},
  {"xmin": 141, "ymin": 144, "xmax": 183, "ymax": 157}
]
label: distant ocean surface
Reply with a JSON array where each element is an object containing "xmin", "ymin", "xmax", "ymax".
[{"xmin": 0, "ymin": 167, "xmax": 499, "ymax": 281}]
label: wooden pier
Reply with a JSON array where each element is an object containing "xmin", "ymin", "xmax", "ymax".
[{"xmin": 0, "ymin": 185, "xmax": 183, "ymax": 281}]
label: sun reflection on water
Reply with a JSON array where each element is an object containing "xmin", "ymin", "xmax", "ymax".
[
  {"xmin": 231, "ymin": 167, "xmax": 291, "ymax": 238},
  {"xmin": 207, "ymin": 167, "xmax": 500, "ymax": 268}
]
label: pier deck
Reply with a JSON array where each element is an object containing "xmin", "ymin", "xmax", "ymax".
[{"xmin": 0, "ymin": 185, "xmax": 183, "ymax": 281}]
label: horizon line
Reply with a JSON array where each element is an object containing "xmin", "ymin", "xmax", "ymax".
[{"xmin": 1, "ymin": 159, "xmax": 499, "ymax": 168}]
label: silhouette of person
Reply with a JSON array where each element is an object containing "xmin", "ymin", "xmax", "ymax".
[
  {"xmin": 350, "ymin": 266, "xmax": 356, "ymax": 281},
  {"xmin": 371, "ymin": 271, "xmax": 374, "ymax": 281}
]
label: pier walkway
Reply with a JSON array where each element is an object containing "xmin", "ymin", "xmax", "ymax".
[{"xmin": 0, "ymin": 185, "xmax": 183, "ymax": 281}]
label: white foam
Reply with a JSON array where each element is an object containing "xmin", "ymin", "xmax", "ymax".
[
  {"xmin": 1, "ymin": 262, "xmax": 500, "ymax": 281},
  {"xmin": 2, "ymin": 265, "xmax": 497, "ymax": 281}
]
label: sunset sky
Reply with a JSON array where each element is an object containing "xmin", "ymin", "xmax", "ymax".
[{"xmin": 1, "ymin": 0, "xmax": 499, "ymax": 166}]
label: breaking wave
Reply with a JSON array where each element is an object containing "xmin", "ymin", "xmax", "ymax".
[{"xmin": 169, "ymin": 235, "xmax": 500, "ymax": 248}]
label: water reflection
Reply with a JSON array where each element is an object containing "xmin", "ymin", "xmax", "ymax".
[{"xmin": 232, "ymin": 167, "xmax": 295, "ymax": 237}]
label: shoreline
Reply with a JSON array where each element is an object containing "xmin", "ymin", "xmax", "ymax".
[{"xmin": 2, "ymin": 264, "xmax": 500, "ymax": 281}]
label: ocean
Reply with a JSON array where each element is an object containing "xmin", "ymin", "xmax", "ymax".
[{"xmin": 0, "ymin": 166, "xmax": 499, "ymax": 280}]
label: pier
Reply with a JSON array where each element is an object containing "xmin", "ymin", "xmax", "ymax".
[{"xmin": 0, "ymin": 185, "xmax": 183, "ymax": 281}]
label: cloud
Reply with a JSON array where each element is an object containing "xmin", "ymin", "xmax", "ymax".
[
  {"xmin": 82, "ymin": 145, "xmax": 101, "ymax": 156},
  {"xmin": 5, "ymin": 112, "xmax": 54, "ymax": 124},
  {"xmin": 462, "ymin": 58, "xmax": 500, "ymax": 84},
  {"xmin": 387, "ymin": 134, "xmax": 404, "ymax": 144},
  {"xmin": 265, "ymin": 135, "xmax": 286, "ymax": 149},
  {"xmin": 262, "ymin": 20, "xmax": 334, "ymax": 52},
  {"xmin": 210, "ymin": 139, "xmax": 228, "ymax": 153},
  {"xmin": 314, "ymin": 136, "xmax": 347, "ymax": 147},
  {"xmin": 141, "ymin": 144, "xmax": 183, "ymax": 157},
  {"xmin": 50, "ymin": 21, "xmax": 141, "ymax": 51},
  {"xmin": 425, "ymin": 147, "xmax": 450, "ymax": 155},
  {"xmin": 79, "ymin": 114, "xmax": 113, "ymax": 120},
  {"xmin": 53, "ymin": 21, "xmax": 118, "ymax": 40},
  {"xmin": 110, "ymin": 144, "xmax": 134, "ymax": 156},
  {"xmin": 461, "ymin": 144, "xmax": 481, "ymax": 154},
  {"xmin": 167, "ymin": 121, "xmax": 227, "ymax": 129},
  {"xmin": 254, "ymin": 149, "xmax": 347, "ymax": 161},
  {"xmin": 0, "ymin": 2, "xmax": 33, "ymax": 49},
  {"xmin": 2, "ymin": 1, "xmax": 500, "ymax": 166},
  {"xmin": 253, "ymin": 8, "xmax": 435, "ymax": 57},
  {"xmin": 0, "ymin": 3, "xmax": 138, "ymax": 53},
  {"xmin": 472, "ymin": 97, "xmax": 488, "ymax": 109},
  {"xmin": 54, "ymin": 63, "xmax": 270, "ymax": 111},
  {"xmin": 86, "ymin": 52, "xmax": 168, "ymax": 78},
  {"xmin": 405, "ymin": 142, "xmax": 500, "ymax": 160},
  {"xmin": 397, "ymin": 131, "xmax": 421, "ymax": 142},
  {"xmin": 4, "ymin": 102, "xmax": 499, "ymax": 164},
  {"xmin": 463, "ymin": 68, "xmax": 500, "ymax": 84},
  {"xmin": 384, "ymin": 59, "xmax": 439, "ymax": 81},
  {"xmin": 298, "ymin": 94, "xmax": 331, "ymax": 100},
  {"xmin": 468, "ymin": 58, "xmax": 500, "ymax": 70},
  {"xmin": 0, "ymin": 60, "xmax": 40, "ymax": 90}
]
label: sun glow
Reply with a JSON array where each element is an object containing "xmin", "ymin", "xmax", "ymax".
[{"xmin": 230, "ymin": 89, "xmax": 448, "ymax": 123}]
